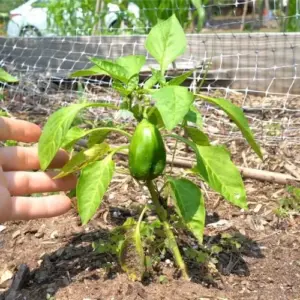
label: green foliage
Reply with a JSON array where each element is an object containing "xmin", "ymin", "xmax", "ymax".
[
  {"xmin": 0, "ymin": 68, "xmax": 18, "ymax": 83},
  {"xmin": 45, "ymin": 0, "xmax": 206, "ymax": 35},
  {"xmin": 185, "ymin": 126, "xmax": 210, "ymax": 146},
  {"xmin": 38, "ymin": 102, "xmax": 116, "ymax": 170},
  {"xmin": 285, "ymin": 0, "xmax": 300, "ymax": 32},
  {"xmin": 119, "ymin": 207, "xmax": 147, "ymax": 281},
  {"xmin": 274, "ymin": 186, "xmax": 300, "ymax": 217},
  {"xmin": 197, "ymin": 95, "xmax": 262, "ymax": 159},
  {"xmin": 77, "ymin": 154, "xmax": 115, "ymax": 224},
  {"xmin": 0, "ymin": 0, "xmax": 24, "ymax": 13},
  {"xmin": 196, "ymin": 145, "xmax": 247, "ymax": 209},
  {"xmin": 55, "ymin": 143, "xmax": 110, "ymax": 179},
  {"xmin": 45, "ymin": 0, "xmax": 99, "ymax": 36},
  {"xmin": 145, "ymin": 15, "xmax": 186, "ymax": 75},
  {"xmin": 131, "ymin": 0, "xmax": 205, "ymax": 32},
  {"xmin": 168, "ymin": 177, "xmax": 206, "ymax": 244},
  {"xmin": 153, "ymin": 86, "xmax": 194, "ymax": 130},
  {"xmin": 38, "ymin": 15, "xmax": 261, "ymax": 282}
]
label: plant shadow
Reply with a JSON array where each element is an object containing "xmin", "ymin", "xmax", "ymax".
[{"xmin": 1, "ymin": 209, "xmax": 264, "ymax": 299}]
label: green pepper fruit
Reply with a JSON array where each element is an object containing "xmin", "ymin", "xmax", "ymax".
[{"xmin": 129, "ymin": 119, "xmax": 166, "ymax": 180}]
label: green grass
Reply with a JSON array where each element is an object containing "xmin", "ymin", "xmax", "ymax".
[{"xmin": 0, "ymin": 0, "xmax": 24, "ymax": 13}]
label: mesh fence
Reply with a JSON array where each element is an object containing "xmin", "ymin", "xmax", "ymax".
[{"xmin": 0, "ymin": 0, "xmax": 300, "ymax": 146}]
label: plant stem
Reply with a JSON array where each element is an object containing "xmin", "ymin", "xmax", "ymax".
[
  {"xmin": 110, "ymin": 145, "xmax": 129, "ymax": 157},
  {"xmin": 146, "ymin": 180, "xmax": 189, "ymax": 280}
]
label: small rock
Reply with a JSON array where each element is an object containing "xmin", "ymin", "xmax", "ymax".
[
  {"xmin": 37, "ymin": 260, "xmax": 43, "ymax": 267},
  {"xmin": 46, "ymin": 287, "xmax": 55, "ymax": 294},
  {"xmin": 253, "ymin": 204, "xmax": 262, "ymax": 213},
  {"xmin": 62, "ymin": 276, "xmax": 70, "ymax": 286},
  {"xmin": 207, "ymin": 219, "xmax": 232, "ymax": 229},
  {"xmin": 50, "ymin": 230, "xmax": 59, "ymax": 239},
  {"xmin": 16, "ymin": 237, "xmax": 24, "ymax": 245},
  {"xmin": 0, "ymin": 225, "xmax": 6, "ymax": 233},
  {"xmin": 0, "ymin": 270, "xmax": 13, "ymax": 288},
  {"xmin": 34, "ymin": 231, "xmax": 44, "ymax": 239},
  {"xmin": 35, "ymin": 224, "xmax": 46, "ymax": 239},
  {"xmin": 267, "ymin": 277, "xmax": 274, "ymax": 283},
  {"xmin": 112, "ymin": 210, "xmax": 121, "ymax": 218},
  {"xmin": 12, "ymin": 230, "xmax": 21, "ymax": 239}
]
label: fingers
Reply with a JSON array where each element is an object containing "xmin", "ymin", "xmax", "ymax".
[
  {"xmin": 0, "ymin": 166, "xmax": 7, "ymax": 187},
  {"xmin": 0, "ymin": 147, "xmax": 70, "ymax": 171},
  {"xmin": 5, "ymin": 171, "xmax": 77, "ymax": 196},
  {"xmin": 0, "ymin": 117, "xmax": 41, "ymax": 143},
  {"xmin": 9, "ymin": 194, "xmax": 72, "ymax": 221}
]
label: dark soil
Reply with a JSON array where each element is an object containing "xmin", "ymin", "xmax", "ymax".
[
  {"xmin": 1, "ymin": 183, "xmax": 299, "ymax": 300},
  {"xmin": 1, "ymin": 91, "xmax": 300, "ymax": 300}
]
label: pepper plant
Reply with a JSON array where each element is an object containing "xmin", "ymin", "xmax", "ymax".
[{"xmin": 38, "ymin": 15, "xmax": 262, "ymax": 281}]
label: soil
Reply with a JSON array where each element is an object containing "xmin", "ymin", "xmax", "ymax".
[{"xmin": 1, "ymin": 87, "xmax": 300, "ymax": 300}]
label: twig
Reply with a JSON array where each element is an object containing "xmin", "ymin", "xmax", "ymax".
[
  {"xmin": 284, "ymin": 163, "xmax": 300, "ymax": 179},
  {"xmin": 76, "ymin": 139, "xmax": 300, "ymax": 186}
]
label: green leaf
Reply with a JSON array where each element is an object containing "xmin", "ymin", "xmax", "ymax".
[
  {"xmin": 87, "ymin": 131, "xmax": 110, "ymax": 147},
  {"xmin": 90, "ymin": 57, "xmax": 129, "ymax": 83},
  {"xmin": 166, "ymin": 133, "xmax": 198, "ymax": 153},
  {"xmin": 153, "ymin": 86, "xmax": 194, "ymax": 130},
  {"xmin": 127, "ymin": 74, "xmax": 139, "ymax": 92},
  {"xmin": 145, "ymin": 14, "xmax": 187, "ymax": 74},
  {"xmin": 184, "ymin": 105, "xmax": 203, "ymax": 129},
  {"xmin": 77, "ymin": 155, "xmax": 115, "ymax": 224},
  {"xmin": 165, "ymin": 134, "xmax": 246, "ymax": 208},
  {"xmin": 185, "ymin": 126, "xmax": 210, "ymax": 146},
  {"xmin": 131, "ymin": 104, "xmax": 143, "ymax": 121},
  {"xmin": 119, "ymin": 208, "xmax": 146, "ymax": 281},
  {"xmin": 0, "ymin": 68, "xmax": 18, "ymax": 83},
  {"xmin": 54, "ymin": 143, "xmax": 110, "ymax": 179},
  {"xmin": 168, "ymin": 70, "xmax": 194, "ymax": 86},
  {"xmin": 62, "ymin": 126, "xmax": 87, "ymax": 151},
  {"xmin": 158, "ymin": 0, "xmax": 173, "ymax": 20},
  {"xmin": 63, "ymin": 126, "xmax": 130, "ymax": 150},
  {"xmin": 144, "ymin": 68, "xmax": 165, "ymax": 89},
  {"xmin": 112, "ymin": 81, "xmax": 131, "ymax": 96},
  {"xmin": 196, "ymin": 145, "xmax": 247, "ymax": 209},
  {"xmin": 168, "ymin": 177, "xmax": 206, "ymax": 244},
  {"xmin": 198, "ymin": 95, "xmax": 262, "ymax": 159},
  {"xmin": 38, "ymin": 102, "xmax": 115, "ymax": 170},
  {"xmin": 144, "ymin": 75, "xmax": 159, "ymax": 90},
  {"xmin": 116, "ymin": 55, "xmax": 146, "ymax": 79},
  {"xmin": 69, "ymin": 65, "xmax": 108, "ymax": 78},
  {"xmin": 147, "ymin": 107, "xmax": 165, "ymax": 129}
]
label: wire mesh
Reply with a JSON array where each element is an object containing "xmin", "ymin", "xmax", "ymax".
[{"xmin": 0, "ymin": 0, "xmax": 299, "ymax": 146}]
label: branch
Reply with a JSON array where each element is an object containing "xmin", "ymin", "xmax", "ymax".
[
  {"xmin": 76, "ymin": 139, "xmax": 300, "ymax": 186},
  {"xmin": 166, "ymin": 156, "xmax": 300, "ymax": 186}
]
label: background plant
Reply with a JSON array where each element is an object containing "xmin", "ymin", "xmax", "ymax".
[
  {"xmin": 107, "ymin": 0, "xmax": 206, "ymax": 32},
  {"xmin": 42, "ymin": 0, "xmax": 100, "ymax": 36},
  {"xmin": 44, "ymin": 0, "xmax": 206, "ymax": 35},
  {"xmin": 38, "ymin": 15, "xmax": 262, "ymax": 281}
]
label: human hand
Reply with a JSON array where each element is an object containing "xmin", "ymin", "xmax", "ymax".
[{"xmin": 0, "ymin": 117, "xmax": 77, "ymax": 223}]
